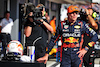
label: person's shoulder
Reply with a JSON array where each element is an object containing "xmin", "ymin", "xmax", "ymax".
[
  {"xmin": 9, "ymin": 18, "xmax": 13, "ymax": 21},
  {"xmin": 60, "ymin": 20, "xmax": 66, "ymax": 24},
  {"xmin": 50, "ymin": 19, "xmax": 54, "ymax": 22},
  {"xmin": 9, "ymin": 18, "xmax": 14, "ymax": 23},
  {"xmin": 1, "ymin": 18, "xmax": 6, "ymax": 22},
  {"xmin": 2, "ymin": 18, "xmax": 6, "ymax": 20}
]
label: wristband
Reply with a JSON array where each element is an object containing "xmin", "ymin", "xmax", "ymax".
[
  {"xmin": 87, "ymin": 14, "xmax": 90, "ymax": 17},
  {"xmin": 35, "ymin": 20, "xmax": 43, "ymax": 25},
  {"xmin": 84, "ymin": 47, "xmax": 89, "ymax": 51}
]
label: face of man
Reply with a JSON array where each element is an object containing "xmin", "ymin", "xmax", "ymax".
[
  {"xmin": 54, "ymin": 17, "xmax": 56, "ymax": 20},
  {"xmin": 5, "ymin": 13, "xmax": 10, "ymax": 19},
  {"xmin": 68, "ymin": 12, "xmax": 78, "ymax": 22},
  {"xmin": 88, "ymin": 9, "xmax": 93, "ymax": 16}
]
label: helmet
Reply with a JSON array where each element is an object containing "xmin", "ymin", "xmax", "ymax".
[{"xmin": 7, "ymin": 40, "xmax": 23, "ymax": 55}]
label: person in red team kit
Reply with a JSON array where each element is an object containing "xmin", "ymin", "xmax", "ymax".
[{"xmin": 37, "ymin": 5, "xmax": 98, "ymax": 67}]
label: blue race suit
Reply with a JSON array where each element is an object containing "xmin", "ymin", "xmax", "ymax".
[{"xmin": 46, "ymin": 20, "xmax": 98, "ymax": 67}]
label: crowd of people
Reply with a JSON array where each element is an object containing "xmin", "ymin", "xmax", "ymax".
[{"xmin": 0, "ymin": 3, "xmax": 99, "ymax": 67}]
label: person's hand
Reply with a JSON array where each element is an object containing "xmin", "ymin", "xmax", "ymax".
[
  {"xmin": 85, "ymin": 8, "xmax": 89, "ymax": 15},
  {"xmin": 37, "ymin": 54, "xmax": 49, "ymax": 64},
  {"xmin": 76, "ymin": 49, "xmax": 87, "ymax": 58},
  {"xmin": 40, "ymin": 19, "xmax": 44, "ymax": 22}
]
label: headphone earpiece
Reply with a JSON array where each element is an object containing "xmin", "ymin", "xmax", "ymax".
[
  {"xmin": 44, "ymin": 11, "xmax": 46, "ymax": 16},
  {"xmin": 92, "ymin": 12, "xmax": 97, "ymax": 18}
]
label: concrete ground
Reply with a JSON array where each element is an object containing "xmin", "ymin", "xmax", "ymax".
[{"xmin": 47, "ymin": 58, "xmax": 100, "ymax": 67}]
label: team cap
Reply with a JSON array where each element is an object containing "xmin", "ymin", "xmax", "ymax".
[{"xmin": 67, "ymin": 5, "xmax": 79, "ymax": 13}]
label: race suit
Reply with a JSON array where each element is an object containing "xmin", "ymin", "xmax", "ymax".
[{"xmin": 46, "ymin": 20, "xmax": 98, "ymax": 67}]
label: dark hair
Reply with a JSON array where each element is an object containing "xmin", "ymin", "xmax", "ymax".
[
  {"xmin": 4, "ymin": 11, "xmax": 10, "ymax": 15},
  {"xmin": 36, "ymin": 4, "xmax": 45, "ymax": 8},
  {"xmin": 52, "ymin": 16, "xmax": 56, "ymax": 20},
  {"xmin": 87, "ymin": 8, "xmax": 96, "ymax": 12},
  {"xmin": 87, "ymin": 8, "xmax": 92, "ymax": 9}
]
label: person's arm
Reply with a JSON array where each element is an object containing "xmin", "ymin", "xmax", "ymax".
[
  {"xmin": 24, "ymin": 17, "xmax": 33, "ymax": 37},
  {"xmin": 77, "ymin": 22, "xmax": 98, "ymax": 58},
  {"xmin": 37, "ymin": 53, "xmax": 49, "ymax": 64},
  {"xmin": 87, "ymin": 15, "xmax": 98, "ymax": 30},
  {"xmin": 40, "ymin": 19, "xmax": 54, "ymax": 34},
  {"xmin": 85, "ymin": 9, "xmax": 98, "ymax": 30},
  {"xmin": 24, "ymin": 26, "xmax": 32, "ymax": 37},
  {"xmin": 37, "ymin": 23, "xmax": 62, "ymax": 63}
]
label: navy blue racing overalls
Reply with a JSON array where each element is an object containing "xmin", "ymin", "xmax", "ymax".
[{"xmin": 46, "ymin": 20, "xmax": 98, "ymax": 67}]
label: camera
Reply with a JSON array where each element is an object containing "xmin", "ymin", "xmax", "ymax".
[
  {"xmin": 78, "ymin": 9, "xmax": 99, "ymax": 22},
  {"xmin": 20, "ymin": 2, "xmax": 35, "ymax": 18},
  {"xmin": 78, "ymin": 9, "xmax": 87, "ymax": 22},
  {"xmin": 21, "ymin": 2, "xmax": 43, "ymax": 21},
  {"xmin": 33, "ymin": 6, "xmax": 44, "ymax": 20}
]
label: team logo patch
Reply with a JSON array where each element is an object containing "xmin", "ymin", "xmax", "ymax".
[
  {"xmin": 64, "ymin": 37, "xmax": 79, "ymax": 43},
  {"xmin": 74, "ymin": 25, "xmax": 80, "ymax": 29},
  {"xmin": 89, "ymin": 28, "xmax": 92, "ymax": 31},
  {"xmin": 64, "ymin": 25, "xmax": 69, "ymax": 29},
  {"xmin": 88, "ymin": 42, "xmax": 95, "ymax": 47}
]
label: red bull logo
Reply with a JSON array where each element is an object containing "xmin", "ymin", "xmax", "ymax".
[
  {"xmin": 18, "ymin": 44, "xmax": 23, "ymax": 50},
  {"xmin": 64, "ymin": 37, "xmax": 79, "ymax": 43},
  {"xmin": 63, "ymin": 37, "xmax": 79, "ymax": 48},
  {"xmin": 17, "ymin": 44, "xmax": 23, "ymax": 54}
]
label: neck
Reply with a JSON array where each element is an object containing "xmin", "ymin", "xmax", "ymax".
[
  {"xmin": 68, "ymin": 19, "xmax": 76, "ymax": 25},
  {"xmin": 6, "ymin": 17, "xmax": 9, "ymax": 20}
]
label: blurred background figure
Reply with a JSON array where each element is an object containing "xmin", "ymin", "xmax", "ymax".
[
  {"xmin": 50, "ymin": 16, "xmax": 56, "ymax": 35},
  {"xmin": 0, "ymin": 11, "xmax": 14, "ymax": 58}
]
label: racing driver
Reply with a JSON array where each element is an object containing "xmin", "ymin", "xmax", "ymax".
[{"xmin": 37, "ymin": 5, "xmax": 98, "ymax": 67}]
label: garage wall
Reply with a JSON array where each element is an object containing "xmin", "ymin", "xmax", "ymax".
[{"xmin": 10, "ymin": 0, "xmax": 19, "ymax": 40}]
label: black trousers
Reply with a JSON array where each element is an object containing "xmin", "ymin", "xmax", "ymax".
[{"xmin": 1, "ymin": 33, "xmax": 11, "ymax": 56}]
